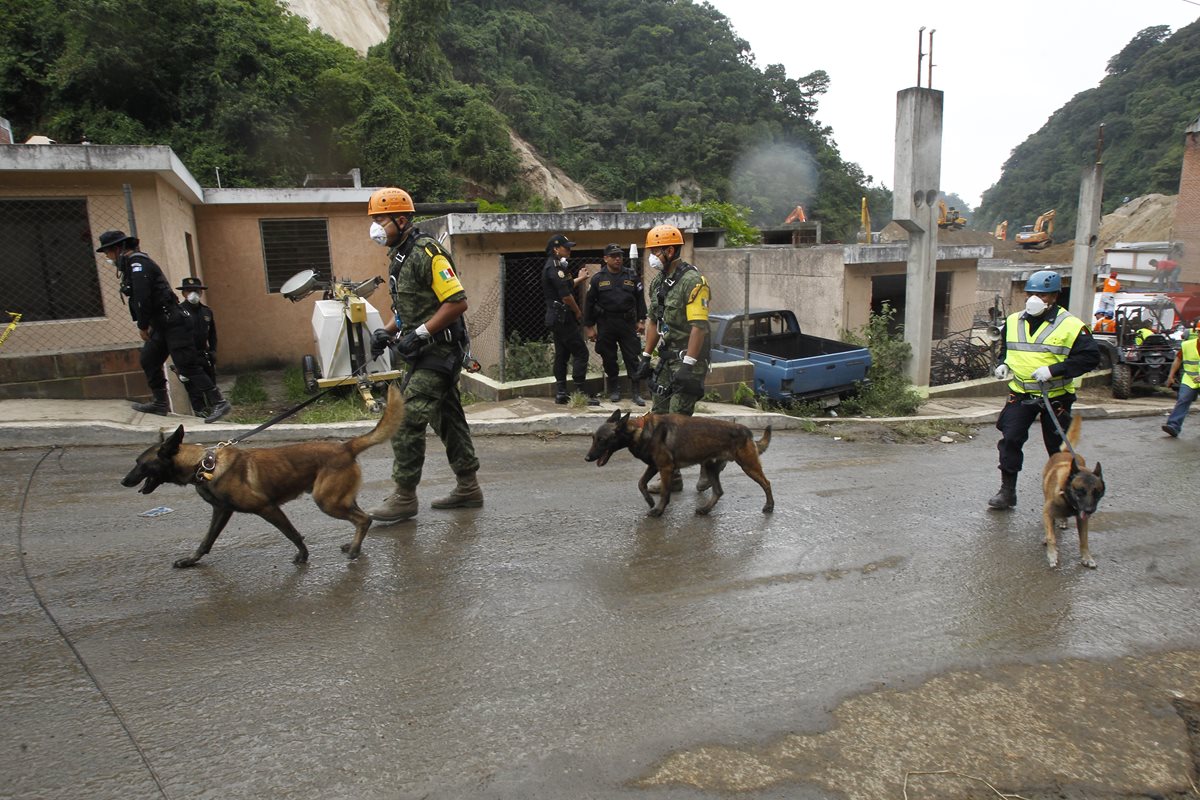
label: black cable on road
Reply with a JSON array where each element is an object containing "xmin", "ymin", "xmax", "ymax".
[{"xmin": 16, "ymin": 446, "xmax": 172, "ymax": 800}]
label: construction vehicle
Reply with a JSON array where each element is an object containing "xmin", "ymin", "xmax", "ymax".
[
  {"xmin": 993, "ymin": 220, "xmax": 1008, "ymax": 240},
  {"xmin": 1015, "ymin": 209, "xmax": 1055, "ymax": 249},
  {"xmin": 937, "ymin": 201, "xmax": 966, "ymax": 230},
  {"xmin": 784, "ymin": 205, "xmax": 807, "ymax": 224}
]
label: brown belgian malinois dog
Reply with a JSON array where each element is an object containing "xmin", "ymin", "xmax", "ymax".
[
  {"xmin": 585, "ymin": 409, "xmax": 774, "ymax": 516},
  {"xmin": 121, "ymin": 383, "xmax": 404, "ymax": 567},
  {"xmin": 1041, "ymin": 414, "xmax": 1105, "ymax": 569}
]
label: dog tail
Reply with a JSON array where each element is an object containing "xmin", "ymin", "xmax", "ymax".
[
  {"xmin": 756, "ymin": 425, "xmax": 772, "ymax": 455},
  {"xmin": 349, "ymin": 382, "xmax": 406, "ymax": 456},
  {"xmin": 1060, "ymin": 414, "xmax": 1081, "ymax": 452}
]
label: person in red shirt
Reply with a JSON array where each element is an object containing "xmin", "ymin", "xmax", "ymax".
[{"xmin": 1151, "ymin": 257, "xmax": 1181, "ymax": 292}]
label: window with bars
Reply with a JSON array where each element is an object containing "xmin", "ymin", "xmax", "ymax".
[
  {"xmin": 259, "ymin": 218, "xmax": 332, "ymax": 292},
  {"xmin": 0, "ymin": 198, "xmax": 105, "ymax": 321}
]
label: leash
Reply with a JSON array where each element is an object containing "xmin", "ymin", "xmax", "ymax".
[
  {"xmin": 1038, "ymin": 382, "xmax": 1080, "ymax": 460},
  {"xmin": 195, "ymin": 359, "xmax": 406, "ymax": 482}
]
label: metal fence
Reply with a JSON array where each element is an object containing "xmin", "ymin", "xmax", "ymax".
[
  {"xmin": 929, "ymin": 297, "xmax": 1007, "ymax": 386},
  {"xmin": 0, "ymin": 187, "xmax": 138, "ymax": 355}
]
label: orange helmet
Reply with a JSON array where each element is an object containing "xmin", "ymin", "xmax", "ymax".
[
  {"xmin": 367, "ymin": 187, "xmax": 415, "ymax": 216},
  {"xmin": 645, "ymin": 224, "xmax": 684, "ymax": 249}
]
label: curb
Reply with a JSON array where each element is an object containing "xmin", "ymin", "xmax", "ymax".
[{"xmin": 0, "ymin": 401, "xmax": 1172, "ymax": 450}]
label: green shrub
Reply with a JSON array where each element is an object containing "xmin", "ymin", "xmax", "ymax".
[
  {"xmin": 839, "ymin": 302, "xmax": 923, "ymax": 417},
  {"xmin": 731, "ymin": 381, "xmax": 760, "ymax": 408},
  {"xmin": 503, "ymin": 331, "xmax": 553, "ymax": 381}
]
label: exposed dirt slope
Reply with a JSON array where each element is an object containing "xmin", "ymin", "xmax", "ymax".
[{"xmin": 881, "ymin": 194, "xmax": 1177, "ymax": 264}]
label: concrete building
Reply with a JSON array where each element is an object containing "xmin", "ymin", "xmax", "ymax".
[{"xmin": 1, "ymin": 141, "xmax": 994, "ymax": 403}]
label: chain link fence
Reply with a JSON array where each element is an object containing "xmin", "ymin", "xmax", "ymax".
[
  {"xmin": 0, "ymin": 187, "xmax": 138, "ymax": 355},
  {"xmin": 929, "ymin": 297, "xmax": 1007, "ymax": 386}
]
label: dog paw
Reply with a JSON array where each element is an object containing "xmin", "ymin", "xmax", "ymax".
[
  {"xmin": 340, "ymin": 543, "xmax": 351, "ymax": 553},
  {"xmin": 762, "ymin": 504, "xmax": 774, "ymax": 514},
  {"xmin": 647, "ymin": 507, "xmax": 664, "ymax": 518},
  {"xmin": 173, "ymin": 557, "xmax": 198, "ymax": 568},
  {"xmin": 695, "ymin": 506, "xmax": 712, "ymax": 516},
  {"xmin": 1046, "ymin": 551, "xmax": 1060, "ymax": 568},
  {"xmin": 1080, "ymin": 556, "xmax": 1097, "ymax": 569},
  {"xmin": 293, "ymin": 553, "xmax": 309, "ymax": 564}
]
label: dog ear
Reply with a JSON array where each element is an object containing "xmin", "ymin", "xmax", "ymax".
[
  {"xmin": 1068, "ymin": 458, "xmax": 1080, "ymax": 476},
  {"xmin": 620, "ymin": 412, "xmax": 631, "ymax": 427},
  {"xmin": 1092, "ymin": 461, "xmax": 1101, "ymax": 480},
  {"xmin": 160, "ymin": 425, "xmax": 185, "ymax": 458},
  {"xmin": 607, "ymin": 409, "xmax": 622, "ymax": 423}
]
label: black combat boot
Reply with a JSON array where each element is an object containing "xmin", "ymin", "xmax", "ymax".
[
  {"xmin": 132, "ymin": 390, "xmax": 170, "ymax": 416},
  {"xmin": 575, "ymin": 380, "xmax": 600, "ymax": 406},
  {"xmin": 555, "ymin": 382, "xmax": 569, "ymax": 404},
  {"xmin": 631, "ymin": 380, "xmax": 645, "ymax": 407},
  {"xmin": 203, "ymin": 388, "xmax": 233, "ymax": 423},
  {"xmin": 608, "ymin": 377, "xmax": 621, "ymax": 403},
  {"xmin": 987, "ymin": 470, "xmax": 1018, "ymax": 509}
]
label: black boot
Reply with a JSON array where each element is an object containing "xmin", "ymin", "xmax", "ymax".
[
  {"xmin": 554, "ymin": 382, "xmax": 569, "ymax": 404},
  {"xmin": 608, "ymin": 377, "xmax": 621, "ymax": 403},
  {"xmin": 132, "ymin": 390, "xmax": 170, "ymax": 416},
  {"xmin": 204, "ymin": 389, "xmax": 232, "ymax": 423},
  {"xmin": 987, "ymin": 470, "xmax": 1018, "ymax": 509},
  {"xmin": 628, "ymin": 381, "xmax": 648, "ymax": 407},
  {"xmin": 575, "ymin": 380, "xmax": 600, "ymax": 406}
]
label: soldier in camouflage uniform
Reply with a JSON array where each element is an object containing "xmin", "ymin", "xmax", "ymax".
[
  {"xmin": 633, "ymin": 223, "xmax": 711, "ymax": 494},
  {"xmin": 363, "ymin": 187, "xmax": 482, "ymax": 523}
]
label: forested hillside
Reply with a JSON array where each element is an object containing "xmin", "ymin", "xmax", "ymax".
[
  {"xmin": 0, "ymin": 0, "xmax": 889, "ymax": 239},
  {"xmin": 975, "ymin": 21, "xmax": 1200, "ymax": 240}
]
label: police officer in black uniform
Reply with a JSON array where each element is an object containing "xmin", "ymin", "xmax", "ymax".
[
  {"xmin": 178, "ymin": 276, "xmax": 220, "ymax": 408},
  {"xmin": 541, "ymin": 233, "xmax": 599, "ymax": 405},
  {"xmin": 584, "ymin": 243, "xmax": 647, "ymax": 405},
  {"xmin": 96, "ymin": 230, "xmax": 231, "ymax": 422}
]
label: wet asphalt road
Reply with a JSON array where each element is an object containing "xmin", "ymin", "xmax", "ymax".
[{"xmin": 2, "ymin": 418, "xmax": 1198, "ymax": 800}]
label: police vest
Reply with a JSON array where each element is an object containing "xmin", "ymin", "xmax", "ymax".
[
  {"xmin": 1181, "ymin": 337, "xmax": 1199, "ymax": 390},
  {"xmin": 1005, "ymin": 308, "xmax": 1085, "ymax": 396}
]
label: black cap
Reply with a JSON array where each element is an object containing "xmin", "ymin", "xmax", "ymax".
[
  {"xmin": 95, "ymin": 230, "xmax": 137, "ymax": 252},
  {"xmin": 547, "ymin": 234, "xmax": 576, "ymax": 251},
  {"xmin": 603, "ymin": 243, "xmax": 623, "ymax": 256},
  {"xmin": 178, "ymin": 276, "xmax": 207, "ymax": 291}
]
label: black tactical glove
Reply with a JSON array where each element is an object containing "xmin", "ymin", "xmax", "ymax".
[
  {"xmin": 669, "ymin": 362, "xmax": 703, "ymax": 397},
  {"xmin": 393, "ymin": 330, "xmax": 428, "ymax": 359},
  {"xmin": 370, "ymin": 328, "xmax": 393, "ymax": 360},
  {"xmin": 633, "ymin": 354, "xmax": 654, "ymax": 381}
]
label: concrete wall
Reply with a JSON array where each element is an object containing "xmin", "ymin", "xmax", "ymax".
[
  {"xmin": 693, "ymin": 245, "xmax": 847, "ymax": 338},
  {"xmin": 193, "ymin": 202, "xmax": 384, "ymax": 370}
]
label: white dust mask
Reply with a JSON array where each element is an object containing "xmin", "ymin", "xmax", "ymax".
[
  {"xmin": 647, "ymin": 253, "xmax": 664, "ymax": 271},
  {"xmin": 186, "ymin": 292, "xmax": 201, "ymax": 305},
  {"xmin": 1025, "ymin": 296, "xmax": 1048, "ymax": 316},
  {"xmin": 369, "ymin": 221, "xmax": 389, "ymax": 245}
]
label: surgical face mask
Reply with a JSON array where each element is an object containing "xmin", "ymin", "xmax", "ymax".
[
  {"xmin": 186, "ymin": 292, "xmax": 201, "ymax": 305},
  {"xmin": 369, "ymin": 221, "xmax": 389, "ymax": 245},
  {"xmin": 1025, "ymin": 295, "xmax": 1048, "ymax": 316},
  {"xmin": 647, "ymin": 252, "xmax": 664, "ymax": 271}
]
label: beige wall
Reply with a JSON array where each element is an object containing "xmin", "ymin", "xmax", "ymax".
[{"xmin": 194, "ymin": 203, "xmax": 385, "ymax": 370}]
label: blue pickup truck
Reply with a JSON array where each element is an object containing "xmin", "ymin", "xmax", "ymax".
[{"xmin": 708, "ymin": 309, "xmax": 871, "ymax": 405}]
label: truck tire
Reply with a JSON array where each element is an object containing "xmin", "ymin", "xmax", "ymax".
[
  {"xmin": 302, "ymin": 354, "xmax": 321, "ymax": 394},
  {"xmin": 1111, "ymin": 362, "xmax": 1131, "ymax": 399}
]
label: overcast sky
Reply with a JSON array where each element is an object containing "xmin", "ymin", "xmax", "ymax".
[{"xmin": 704, "ymin": 0, "xmax": 1200, "ymax": 209}]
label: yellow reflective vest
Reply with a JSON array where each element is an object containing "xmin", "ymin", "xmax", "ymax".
[
  {"xmin": 1181, "ymin": 337, "xmax": 1199, "ymax": 390},
  {"xmin": 1004, "ymin": 308, "xmax": 1085, "ymax": 397}
]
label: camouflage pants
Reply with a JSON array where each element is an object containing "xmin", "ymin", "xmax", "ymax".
[
  {"xmin": 390, "ymin": 368, "xmax": 480, "ymax": 489},
  {"xmin": 650, "ymin": 355, "xmax": 705, "ymax": 416}
]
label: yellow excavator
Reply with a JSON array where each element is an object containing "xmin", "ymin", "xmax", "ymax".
[
  {"xmin": 937, "ymin": 200, "xmax": 966, "ymax": 230},
  {"xmin": 1015, "ymin": 209, "xmax": 1055, "ymax": 249},
  {"xmin": 993, "ymin": 220, "xmax": 1008, "ymax": 240}
]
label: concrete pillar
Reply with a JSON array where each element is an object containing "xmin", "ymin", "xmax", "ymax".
[
  {"xmin": 892, "ymin": 88, "xmax": 944, "ymax": 390},
  {"xmin": 1070, "ymin": 163, "xmax": 1104, "ymax": 322}
]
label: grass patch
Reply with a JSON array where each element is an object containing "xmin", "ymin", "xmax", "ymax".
[{"xmin": 229, "ymin": 373, "xmax": 268, "ymax": 404}]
